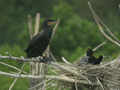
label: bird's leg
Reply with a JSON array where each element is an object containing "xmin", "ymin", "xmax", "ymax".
[{"xmin": 40, "ymin": 56, "xmax": 52, "ymax": 64}]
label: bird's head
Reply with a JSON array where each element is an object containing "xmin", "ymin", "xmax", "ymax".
[
  {"xmin": 86, "ymin": 48, "xmax": 94, "ymax": 56},
  {"xmin": 98, "ymin": 55, "xmax": 103, "ymax": 60},
  {"xmin": 43, "ymin": 19, "xmax": 57, "ymax": 28}
]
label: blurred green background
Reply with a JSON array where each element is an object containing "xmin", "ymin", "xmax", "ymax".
[{"xmin": 0, "ymin": 0, "xmax": 120, "ymax": 89}]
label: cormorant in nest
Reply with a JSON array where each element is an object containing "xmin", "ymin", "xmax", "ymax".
[
  {"xmin": 79, "ymin": 48, "xmax": 103, "ymax": 65},
  {"xmin": 25, "ymin": 19, "xmax": 56, "ymax": 58},
  {"xmin": 72, "ymin": 49, "xmax": 103, "ymax": 90}
]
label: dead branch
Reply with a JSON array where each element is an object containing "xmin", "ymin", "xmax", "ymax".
[
  {"xmin": 0, "ymin": 61, "xmax": 27, "ymax": 74},
  {"xmin": 93, "ymin": 41, "xmax": 106, "ymax": 51},
  {"xmin": 61, "ymin": 57, "xmax": 72, "ymax": 65},
  {"xmin": 0, "ymin": 70, "xmax": 98, "ymax": 85},
  {"xmin": 29, "ymin": 79, "xmax": 52, "ymax": 90},
  {"xmin": 0, "ymin": 54, "xmax": 120, "ymax": 89},
  {"xmin": 88, "ymin": 1, "xmax": 120, "ymax": 47},
  {"xmin": 0, "ymin": 55, "xmax": 43, "ymax": 62},
  {"xmin": 51, "ymin": 19, "xmax": 60, "ymax": 40},
  {"xmin": 34, "ymin": 13, "xmax": 40, "ymax": 36},
  {"xmin": 88, "ymin": 3, "xmax": 120, "ymax": 43},
  {"xmin": 96, "ymin": 17, "xmax": 120, "ymax": 43},
  {"xmin": 27, "ymin": 14, "xmax": 33, "ymax": 39},
  {"xmin": 9, "ymin": 64, "xmax": 25, "ymax": 90}
]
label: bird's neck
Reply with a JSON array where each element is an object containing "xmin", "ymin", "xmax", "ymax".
[
  {"xmin": 43, "ymin": 26, "xmax": 53, "ymax": 37},
  {"xmin": 86, "ymin": 54, "xmax": 93, "ymax": 57}
]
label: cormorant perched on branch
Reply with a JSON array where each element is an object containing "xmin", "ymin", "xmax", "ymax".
[
  {"xmin": 25, "ymin": 19, "xmax": 56, "ymax": 58},
  {"xmin": 79, "ymin": 48, "xmax": 103, "ymax": 65}
]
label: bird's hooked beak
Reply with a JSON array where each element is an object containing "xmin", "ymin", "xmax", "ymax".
[{"xmin": 48, "ymin": 20, "xmax": 57, "ymax": 26}]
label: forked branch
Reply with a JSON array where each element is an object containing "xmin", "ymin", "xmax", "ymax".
[{"xmin": 88, "ymin": 1, "xmax": 120, "ymax": 47}]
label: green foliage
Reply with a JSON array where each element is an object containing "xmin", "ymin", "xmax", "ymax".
[
  {"xmin": 0, "ymin": 0, "xmax": 120, "ymax": 89},
  {"xmin": 0, "ymin": 44, "xmax": 29, "ymax": 90},
  {"xmin": 51, "ymin": 2, "xmax": 105, "ymax": 61},
  {"xmin": 0, "ymin": 44, "xmax": 26, "ymax": 68}
]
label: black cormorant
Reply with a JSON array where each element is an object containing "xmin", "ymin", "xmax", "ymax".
[
  {"xmin": 78, "ymin": 48, "xmax": 95, "ymax": 64},
  {"xmin": 25, "ymin": 19, "xmax": 56, "ymax": 58},
  {"xmin": 72, "ymin": 49, "xmax": 103, "ymax": 90},
  {"xmin": 79, "ymin": 48, "xmax": 103, "ymax": 65}
]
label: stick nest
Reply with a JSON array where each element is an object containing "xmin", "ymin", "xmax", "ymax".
[{"xmin": 49, "ymin": 56, "xmax": 120, "ymax": 90}]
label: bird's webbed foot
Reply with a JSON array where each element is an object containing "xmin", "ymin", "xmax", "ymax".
[{"xmin": 40, "ymin": 56, "xmax": 52, "ymax": 64}]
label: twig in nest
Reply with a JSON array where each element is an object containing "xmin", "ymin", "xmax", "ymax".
[
  {"xmin": 75, "ymin": 81, "xmax": 78, "ymax": 90},
  {"xmin": 29, "ymin": 79, "xmax": 52, "ymax": 90},
  {"xmin": 61, "ymin": 57, "xmax": 72, "ymax": 65},
  {"xmin": 96, "ymin": 77, "xmax": 104, "ymax": 90},
  {"xmin": 88, "ymin": 1, "xmax": 120, "ymax": 47},
  {"xmin": 51, "ymin": 62, "xmax": 79, "ymax": 76}
]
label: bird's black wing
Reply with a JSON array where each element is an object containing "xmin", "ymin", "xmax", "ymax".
[
  {"xmin": 30, "ymin": 31, "xmax": 44, "ymax": 46},
  {"xmin": 25, "ymin": 31, "xmax": 44, "ymax": 52}
]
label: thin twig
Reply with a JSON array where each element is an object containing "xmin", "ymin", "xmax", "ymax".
[
  {"xmin": 49, "ymin": 51, "xmax": 57, "ymax": 62},
  {"xmin": 29, "ymin": 79, "xmax": 52, "ymax": 90},
  {"xmin": 88, "ymin": 1, "xmax": 120, "ymax": 47},
  {"xmin": 93, "ymin": 41, "xmax": 107, "ymax": 51},
  {"xmin": 51, "ymin": 62, "xmax": 92, "ymax": 83},
  {"xmin": 51, "ymin": 62, "xmax": 79, "ymax": 76},
  {"xmin": 75, "ymin": 81, "xmax": 78, "ymax": 90},
  {"xmin": 90, "ymin": 8, "xmax": 120, "ymax": 43},
  {"xmin": 0, "ymin": 62, "xmax": 27, "ymax": 74},
  {"xmin": 96, "ymin": 77, "xmax": 104, "ymax": 90},
  {"xmin": 51, "ymin": 19, "xmax": 60, "ymax": 40},
  {"xmin": 61, "ymin": 57, "xmax": 72, "ymax": 65},
  {"xmin": 0, "ymin": 55, "xmax": 43, "ymax": 62},
  {"xmin": 9, "ymin": 64, "xmax": 25, "ymax": 90}
]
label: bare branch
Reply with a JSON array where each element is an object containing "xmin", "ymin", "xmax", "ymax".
[
  {"xmin": 49, "ymin": 51, "xmax": 57, "ymax": 62},
  {"xmin": 88, "ymin": 1, "xmax": 120, "ymax": 47},
  {"xmin": 0, "ymin": 71, "xmax": 98, "ymax": 85},
  {"xmin": 51, "ymin": 62, "xmax": 79, "ymax": 76},
  {"xmin": 97, "ymin": 17, "xmax": 120, "ymax": 43},
  {"xmin": 28, "ymin": 14, "xmax": 33, "ymax": 39},
  {"xmin": 93, "ymin": 41, "xmax": 107, "ymax": 51},
  {"xmin": 0, "ymin": 55, "xmax": 45, "ymax": 62},
  {"xmin": 9, "ymin": 64, "xmax": 25, "ymax": 90},
  {"xmin": 29, "ymin": 79, "xmax": 52, "ymax": 90},
  {"xmin": 0, "ymin": 62, "xmax": 27, "ymax": 74},
  {"xmin": 34, "ymin": 13, "xmax": 40, "ymax": 36},
  {"xmin": 96, "ymin": 77, "xmax": 104, "ymax": 90},
  {"xmin": 61, "ymin": 57, "xmax": 72, "ymax": 65},
  {"xmin": 51, "ymin": 19, "xmax": 60, "ymax": 40},
  {"xmin": 89, "ymin": 3, "xmax": 120, "ymax": 43}
]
